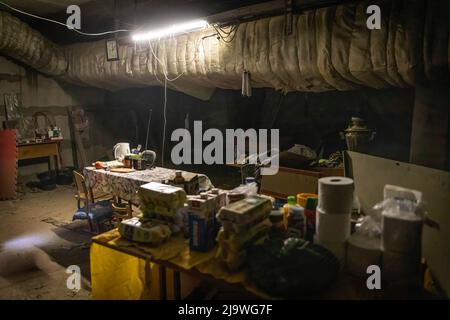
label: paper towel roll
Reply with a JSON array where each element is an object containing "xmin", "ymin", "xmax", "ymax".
[
  {"xmin": 382, "ymin": 215, "xmax": 423, "ymax": 254},
  {"xmin": 314, "ymin": 235, "xmax": 347, "ymax": 263},
  {"xmin": 382, "ymin": 250, "xmax": 421, "ymax": 284},
  {"xmin": 346, "ymin": 236, "xmax": 382, "ymax": 278},
  {"xmin": 318, "ymin": 177, "xmax": 354, "ymax": 214},
  {"xmin": 316, "ymin": 208, "xmax": 351, "ymax": 242}
]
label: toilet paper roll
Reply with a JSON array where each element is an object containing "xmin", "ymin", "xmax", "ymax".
[
  {"xmin": 316, "ymin": 209, "xmax": 351, "ymax": 242},
  {"xmin": 314, "ymin": 235, "xmax": 347, "ymax": 263},
  {"xmin": 381, "ymin": 250, "xmax": 421, "ymax": 284},
  {"xmin": 318, "ymin": 177, "xmax": 354, "ymax": 214},
  {"xmin": 382, "ymin": 214, "xmax": 423, "ymax": 254},
  {"xmin": 346, "ymin": 237, "xmax": 382, "ymax": 278}
]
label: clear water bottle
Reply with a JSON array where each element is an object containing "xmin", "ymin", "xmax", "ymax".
[{"xmin": 244, "ymin": 177, "xmax": 258, "ymax": 195}]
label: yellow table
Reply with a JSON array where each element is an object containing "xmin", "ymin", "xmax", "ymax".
[
  {"xmin": 90, "ymin": 229, "xmax": 216, "ymax": 300},
  {"xmin": 90, "ymin": 229, "xmax": 402, "ymax": 300},
  {"xmin": 90, "ymin": 229, "xmax": 274, "ymax": 300}
]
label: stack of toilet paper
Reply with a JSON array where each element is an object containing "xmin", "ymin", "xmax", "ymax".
[
  {"xmin": 346, "ymin": 235, "xmax": 382, "ymax": 278},
  {"xmin": 381, "ymin": 185, "xmax": 423, "ymax": 284},
  {"xmin": 315, "ymin": 177, "xmax": 354, "ymax": 262}
]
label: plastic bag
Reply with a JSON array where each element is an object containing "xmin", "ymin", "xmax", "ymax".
[
  {"xmin": 354, "ymin": 215, "xmax": 382, "ymax": 239},
  {"xmin": 373, "ymin": 198, "xmax": 425, "ymax": 221}
]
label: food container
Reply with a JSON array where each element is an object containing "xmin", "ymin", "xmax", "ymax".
[
  {"xmin": 189, "ymin": 214, "xmax": 217, "ymax": 252},
  {"xmin": 227, "ymin": 192, "xmax": 246, "ymax": 204},
  {"xmin": 288, "ymin": 205, "xmax": 306, "ymax": 238},
  {"xmin": 123, "ymin": 155, "xmax": 132, "ymax": 168},
  {"xmin": 381, "ymin": 214, "xmax": 423, "ymax": 254},
  {"xmin": 119, "ymin": 217, "xmax": 172, "ymax": 245},
  {"xmin": 132, "ymin": 158, "xmax": 144, "ymax": 170},
  {"xmin": 218, "ymin": 195, "xmax": 272, "ymax": 226},
  {"xmin": 297, "ymin": 193, "xmax": 318, "ymax": 208},
  {"xmin": 187, "ymin": 193, "xmax": 216, "ymax": 219}
]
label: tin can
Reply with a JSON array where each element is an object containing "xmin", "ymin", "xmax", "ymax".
[{"xmin": 133, "ymin": 158, "xmax": 143, "ymax": 170}]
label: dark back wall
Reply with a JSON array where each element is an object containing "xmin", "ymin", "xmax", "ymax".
[{"xmin": 99, "ymin": 86, "xmax": 414, "ymax": 166}]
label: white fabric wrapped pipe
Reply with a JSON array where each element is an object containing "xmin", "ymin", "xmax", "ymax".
[
  {"xmin": 0, "ymin": 0, "xmax": 448, "ymax": 100},
  {"xmin": 0, "ymin": 11, "xmax": 67, "ymax": 76}
]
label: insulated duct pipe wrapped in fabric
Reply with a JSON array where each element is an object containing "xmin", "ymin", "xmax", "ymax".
[
  {"xmin": 0, "ymin": 11, "xmax": 67, "ymax": 76},
  {"xmin": 62, "ymin": 0, "xmax": 448, "ymax": 99},
  {"xmin": 0, "ymin": 0, "xmax": 448, "ymax": 100}
]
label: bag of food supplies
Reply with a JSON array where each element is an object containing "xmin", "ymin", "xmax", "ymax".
[
  {"xmin": 247, "ymin": 237, "xmax": 340, "ymax": 298},
  {"xmin": 119, "ymin": 217, "xmax": 172, "ymax": 245}
]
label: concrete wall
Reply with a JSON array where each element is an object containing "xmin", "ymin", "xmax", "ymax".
[
  {"xmin": 105, "ymin": 86, "xmax": 416, "ymax": 164},
  {"xmin": 0, "ymin": 55, "xmax": 105, "ymax": 177}
]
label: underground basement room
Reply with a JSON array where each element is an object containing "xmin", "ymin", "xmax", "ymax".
[{"xmin": 0, "ymin": 0, "xmax": 449, "ymax": 305}]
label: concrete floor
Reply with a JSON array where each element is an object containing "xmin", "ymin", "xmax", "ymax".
[{"xmin": 0, "ymin": 185, "xmax": 92, "ymax": 300}]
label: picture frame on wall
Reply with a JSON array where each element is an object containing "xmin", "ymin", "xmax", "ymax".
[
  {"xmin": 4, "ymin": 93, "xmax": 21, "ymax": 121},
  {"xmin": 105, "ymin": 39, "xmax": 120, "ymax": 61}
]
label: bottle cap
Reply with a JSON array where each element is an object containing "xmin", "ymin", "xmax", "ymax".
[
  {"xmin": 269, "ymin": 210, "xmax": 283, "ymax": 223},
  {"xmin": 305, "ymin": 197, "xmax": 318, "ymax": 210},
  {"xmin": 290, "ymin": 205, "xmax": 304, "ymax": 217},
  {"xmin": 245, "ymin": 177, "xmax": 256, "ymax": 184},
  {"xmin": 287, "ymin": 195, "xmax": 296, "ymax": 205}
]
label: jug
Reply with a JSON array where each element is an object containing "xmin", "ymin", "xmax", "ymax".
[{"xmin": 113, "ymin": 142, "xmax": 130, "ymax": 160}]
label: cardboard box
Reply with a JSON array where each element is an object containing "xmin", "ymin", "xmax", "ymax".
[{"xmin": 260, "ymin": 166, "xmax": 344, "ymax": 200}]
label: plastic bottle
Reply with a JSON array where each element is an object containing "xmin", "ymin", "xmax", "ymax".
[
  {"xmin": 244, "ymin": 177, "xmax": 258, "ymax": 195},
  {"xmin": 269, "ymin": 210, "xmax": 286, "ymax": 238},
  {"xmin": 304, "ymin": 197, "xmax": 318, "ymax": 241},
  {"xmin": 351, "ymin": 195, "xmax": 361, "ymax": 234},
  {"xmin": 288, "ymin": 205, "xmax": 306, "ymax": 238},
  {"xmin": 283, "ymin": 195, "xmax": 297, "ymax": 228}
]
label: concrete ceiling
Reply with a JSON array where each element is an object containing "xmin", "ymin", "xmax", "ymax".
[
  {"xmin": 0, "ymin": 0, "xmax": 352, "ymax": 44},
  {"xmin": 0, "ymin": 0, "xmax": 93, "ymax": 15}
]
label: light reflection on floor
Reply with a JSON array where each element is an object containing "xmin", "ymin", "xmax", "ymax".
[{"xmin": 3, "ymin": 234, "xmax": 52, "ymax": 251}]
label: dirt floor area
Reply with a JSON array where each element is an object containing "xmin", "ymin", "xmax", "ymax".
[
  {"xmin": 0, "ymin": 184, "xmax": 92, "ymax": 300},
  {"xmin": 0, "ymin": 166, "xmax": 243, "ymax": 300}
]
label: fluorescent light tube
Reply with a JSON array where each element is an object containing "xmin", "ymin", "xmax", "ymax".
[{"xmin": 132, "ymin": 19, "xmax": 208, "ymax": 42}]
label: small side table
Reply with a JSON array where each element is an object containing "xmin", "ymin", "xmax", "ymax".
[{"xmin": 18, "ymin": 140, "xmax": 61, "ymax": 172}]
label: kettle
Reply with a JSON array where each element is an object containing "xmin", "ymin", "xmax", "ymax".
[
  {"xmin": 113, "ymin": 142, "xmax": 130, "ymax": 160},
  {"xmin": 141, "ymin": 150, "xmax": 157, "ymax": 169}
]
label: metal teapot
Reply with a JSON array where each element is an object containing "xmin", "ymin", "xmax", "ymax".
[{"xmin": 340, "ymin": 117, "xmax": 376, "ymax": 152}]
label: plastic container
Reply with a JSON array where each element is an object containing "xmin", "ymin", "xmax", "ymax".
[
  {"xmin": 297, "ymin": 193, "xmax": 318, "ymax": 208},
  {"xmin": 244, "ymin": 181, "xmax": 258, "ymax": 196},
  {"xmin": 304, "ymin": 197, "xmax": 318, "ymax": 241},
  {"xmin": 283, "ymin": 195, "xmax": 297, "ymax": 227},
  {"xmin": 189, "ymin": 214, "xmax": 217, "ymax": 252},
  {"xmin": 288, "ymin": 205, "xmax": 306, "ymax": 238},
  {"xmin": 269, "ymin": 210, "xmax": 286, "ymax": 238}
]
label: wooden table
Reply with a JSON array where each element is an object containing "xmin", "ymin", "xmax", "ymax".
[
  {"xmin": 90, "ymin": 229, "xmax": 397, "ymax": 300},
  {"xmin": 18, "ymin": 140, "xmax": 61, "ymax": 172}
]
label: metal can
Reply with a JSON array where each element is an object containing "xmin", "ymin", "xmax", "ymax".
[{"xmin": 133, "ymin": 158, "xmax": 143, "ymax": 170}]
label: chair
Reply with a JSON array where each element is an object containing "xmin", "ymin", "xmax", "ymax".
[
  {"xmin": 72, "ymin": 170, "xmax": 113, "ymax": 233},
  {"xmin": 111, "ymin": 196, "xmax": 133, "ymax": 226}
]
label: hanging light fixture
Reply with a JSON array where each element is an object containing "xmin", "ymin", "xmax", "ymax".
[{"xmin": 131, "ymin": 19, "xmax": 208, "ymax": 42}]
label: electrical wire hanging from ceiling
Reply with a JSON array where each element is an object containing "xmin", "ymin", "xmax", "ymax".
[
  {"xmin": 212, "ymin": 23, "xmax": 240, "ymax": 43},
  {"xmin": 145, "ymin": 33, "xmax": 206, "ymax": 168},
  {"xmin": 0, "ymin": 0, "xmax": 131, "ymax": 36}
]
